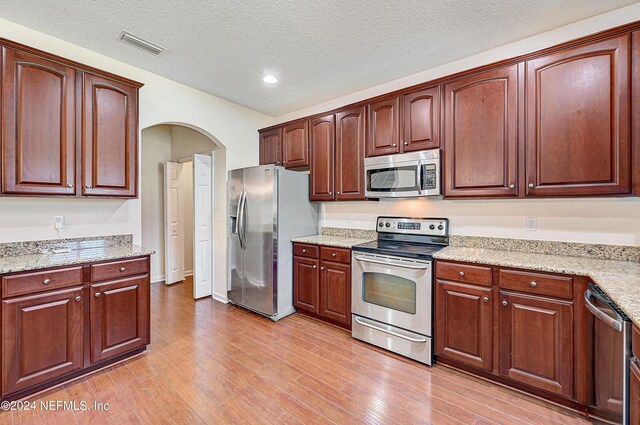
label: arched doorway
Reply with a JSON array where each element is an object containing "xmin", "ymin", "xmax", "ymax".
[{"xmin": 140, "ymin": 123, "xmax": 227, "ymax": 301}]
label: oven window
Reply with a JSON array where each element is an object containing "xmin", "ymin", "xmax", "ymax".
[
  {"xmin": 367, "ymin": 166, "xmax": 418, "ymax": 192},
  {"xmin": 362, "ymin": 272, "xmax": 416, "ymax": 314}
]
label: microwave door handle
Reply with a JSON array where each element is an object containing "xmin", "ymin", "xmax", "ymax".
[
  {"xmin": 418, "ymin": 163, "xmax": 424, "ymax": 194},
  {"xmin": 354, "ymin": 255, "xmax": 430, "ymax": 270},
  {"xmin": 584, "ymin": 289, "xmax": 623, "ymax": 332}
]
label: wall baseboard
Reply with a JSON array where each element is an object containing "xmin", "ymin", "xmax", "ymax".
[
  {"xmin": 185, "ymin": 270, "xmax": 194, "ymax": 277},
  {"xmin": 151, "ymin": 275, "xmax": 165, "ymax": 284},
  {"xmin": 212, "ymin": 291, "xmax": 228, "ymax": 304}
]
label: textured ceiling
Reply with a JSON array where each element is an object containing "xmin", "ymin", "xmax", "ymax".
[{"xmin": 0, "ymin": 0, "xmax": 637, "ymax": 116}]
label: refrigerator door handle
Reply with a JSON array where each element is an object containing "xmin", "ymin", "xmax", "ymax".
[
  {"xmin": 234, "ymin": 191, "xmax": 243, "ymax": 236},
  {"xmin": 238, "ymin": 190, "xmax": 247, "ymax": 249}
]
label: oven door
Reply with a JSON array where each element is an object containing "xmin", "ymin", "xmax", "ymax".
[{"xmin": 351, "ymin": 252, "xmax": 432, "ymax": 336}]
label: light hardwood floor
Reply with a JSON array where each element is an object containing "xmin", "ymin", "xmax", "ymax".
[{"xmin": 1, "ymin": 277, "xmax": 588, "ymax": 424}]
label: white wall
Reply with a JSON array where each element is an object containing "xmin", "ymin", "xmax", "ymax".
[
  {"xmin": 0, "ymin": 17, "xmax": 271, "ymax": 245},
  {"xmin": 274, "ymin": 3, "xmax": 640, "ymax": 247}
]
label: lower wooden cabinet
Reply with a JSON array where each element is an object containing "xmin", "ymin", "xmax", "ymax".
[
  {"xmin": 435, "ymin": 279, "xmax": 493, "ymax": 371},
  {"xmin": 293, "ymin": 243, "xmax": 351, "ymax": 329},
  {"xmin": 1, "ymin": 287, "xmax": 84, "ymax": 395},
  {"xmin": 499, "ymin": 291, "xmax": 574, "ymax": 398},
  {"xmin": 631, "ymin": 359, "xmax": 640, "ymax": 425},
  {"xmin": 89, "ymin": 275, "xmax": 150, "ymax": 363}
]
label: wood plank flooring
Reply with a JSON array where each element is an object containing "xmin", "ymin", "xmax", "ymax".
[{"xmin": 1, "ymin": 277, "xmax": 588, "ymax": 424}]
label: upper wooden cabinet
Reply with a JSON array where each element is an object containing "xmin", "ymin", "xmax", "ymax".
[
  {"xmin": 309, "ymin": 114, "xmax": 335, "ymax": 201},
  {"xmin": 634, "ymin": 31, "xmax": 640, "ymax": 196},
  {"xmin": 525, "ymin": 35, "xmax": 632, "ymax": 196},
  {"xmin": 443, "ymin": 65, "xmax": 519, "ymax": 198},
  {"xmin": 335, "ymin": 106, "xmax": 366, "ymax": 201},
  {"xmin": 402, "ymin": 86, "xmax": 440, "ymax": 152},
  {"xmin": 82, "ymin": 74, "xmax": 138, "ymax": 197},
  {"xmin": 0, "ymin": 42, "xmax": 142, "ymax": 199},
  {"xmin": 282, "ymin": 120, "xmax": 309, "ymax": 168},
  {"xmin": 1, "ymin": 48, "xmax": 77, "ymax": 195},
  {"xmin": 259, "ymin": 127, "xmax": 281, "ymax": 166},
  {"xmin": 367, "ymin": 96, "xmax": 400, "ymax": 157}
]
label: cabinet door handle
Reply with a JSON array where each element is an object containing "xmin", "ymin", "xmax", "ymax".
[
  {"xmin": 404, "ymin": 142, "xmax": 408, "ymax": 146},
  {"xmin": 337, "ymin": 191, "xmax": 341, "ymax": 195},
  {"xmin": 530, "ymin": 281, "xmax": 537, "ymax": 288},
  {"xmin": 43, "ymin": 278, "xmax": 51, "ymax": 285},
  {"xmin": 321, "ymin": 266, "xmax": 325, "ymax": 270},
  {"xmin": 502, "ymin": 300, "xmax": 508, "ymax": 306},
  {"xmin": 75, "ymin": 296, "xmax": 82, "ymax": 302},
  {"xmin": 119, "ymin": 267, "xmax": 126, "ymax": 272},
  {"xmin": 328, "ymin": 191, "xmax": 333, "ymax": 195},
  {"xmin": 302, "ymin": 249, "xmax": 307, "ymax": 253},
  {"xmin": 528, "ymin": 183, "xmax": 534, "ymax": 188},
  {"xmin": 459, "ymin": 271, "xmax": 465, "ymax": 277},
  {"xmin": 483, "ymin": 297, "xmax": 489, "ymax": 303},
  {"xmin": 95, "ymin": 292, "xmax": 101, "ymax": 298},
  {"xmin": 67, "ymin": 183, "xmax": 74, "ymax": 188},
  {"xmin": 85, "ymin": 185, "xmax": 92, "ymax": 189},
  {"xmin": 392, "ymin": 143, "xmax": 397, "ymax": 147},
  {"xmin": 509, "ymin": 184, "xmax": 515, "ymax": 189},
  {"xmin": 312, "ymin": 265, "xmax": 317, "ymax": 269},
  {"xmin": 331, "ymin": 252, "xmax": 336, "ymax": 257}
]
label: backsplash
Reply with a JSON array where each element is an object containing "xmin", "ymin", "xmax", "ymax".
[
  {"xmin": 0, "ymin": 234, "xmax": 133, "ymax": 258},
  {"xmin": 321, "ymin": 227, "xmax": 377, "ymax": 239}
]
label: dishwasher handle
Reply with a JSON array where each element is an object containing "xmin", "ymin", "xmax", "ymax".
[{"xmin": 584, "ymin": 289, "xmax": 623, "ymax": 332}]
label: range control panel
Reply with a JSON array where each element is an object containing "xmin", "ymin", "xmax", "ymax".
[{"xmin": 376, "ymin": 217, "xmax": 448, "ymax": 237}]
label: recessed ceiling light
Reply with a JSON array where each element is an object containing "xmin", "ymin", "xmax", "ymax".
[{"xmin": 262, "ymin": 75, "xmax": 278, "ymax": 84}]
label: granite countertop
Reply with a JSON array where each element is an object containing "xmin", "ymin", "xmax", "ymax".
[
  {"xmin": 434, "ymin": 246, "xmax": 640, "ymax": 328},
  {"xmin": 291, "ymin": 234, "xmax": 374, "ymax": 249},
  {"xmin": 0, "ymin": 243, "xmax": 155, "ymax": 274}
]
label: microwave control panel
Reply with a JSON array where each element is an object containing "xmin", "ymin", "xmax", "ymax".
[{"xmin": 422, "ymin": 164, "xmax": 437, "ymax": 190}]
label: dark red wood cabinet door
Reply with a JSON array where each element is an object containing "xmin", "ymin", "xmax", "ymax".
[
  {"xmin": 367, "ymin": 96, "xmax": 400, "ymax": 157},
  {"xmin": 634, "ymin": 31, "xmax": 640, "ymax": 196},
  {"xmin": 525, "ymin": 34, "xmax": 631, "ymax": 196},
  {"xmin": 310, "ymin": 114, "xmax": 335, "ymax": 201},
  {"xmin": 259, "ymin": 127, "xmax": 282, "ymax": 165},
  {"xmin": 282, "ymin": 120, "xmax": 309, "ymax": 168},
  {"xmin": 402, "ymin": 86, "xmax": 440, "ymax": 152},
  {"xmin": 631, "ymin": 360, "xmax": 640, "ymax": 425},
  {"xmin": 2, "ymin": 287, "xmax": 84, "ymax": 395},
  {"xmin": 319, "ymin": 261, "xmax": 351, "ymax": 326},
  {"xmin": 89, "ymin": 275, "xmax": 150, "ymax": 363},
  {"xmin": 443, "ymin": 65, "xmax": 519, "ymax": 198},
  {"xmin": 293, "ymin": 256, "xmax": 319, "ymax": 314},
  {"xmin": 1, "ymin": 48, "xmax": 76, "ymax": 195},
  {"xmin": 435, "ymin": 279, "xmax": 493, "ymax": 371},
  {"xmin": 335, "ymin": 106, "xmax": 366, "ymax": 201},
  {"xmin": 499, "ymin": 291, "xmax": 574, "ymax": 398},
  {"xmin": 82, "ymin": 73, "xmax": 138, "ymax": 197}
]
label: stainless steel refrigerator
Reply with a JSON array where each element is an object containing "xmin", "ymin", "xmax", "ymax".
[{"xmin": 227, "ymin": 165, "xmax": 319, "ymax": 320}]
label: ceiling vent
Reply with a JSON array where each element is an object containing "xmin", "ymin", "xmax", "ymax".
[{"xmin": 118, "ymin": 30, "xmax": 164, "ymax": 55}]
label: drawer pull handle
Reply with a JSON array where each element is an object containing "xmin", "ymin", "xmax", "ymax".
[
  {"xmin": 75, "ymin": 296, "xmax": 82, "ymax": 302},
  {"xmin": 530, "ymin": 281, "xmax": 537, "ymax": 288},
  {"xmin": 119, "ymin": 267, "xmax": 126, "ymax": 272},
  {"xmin": 483, "ymin": 297, "xmax": 489, "ymax": 303},
  {"xmin": 95, "ymin": 292, "xmax": 101, "ymax": 298},
  {"xmin": 332, "ymin": 252, "xmax": 336, "ymax": 257},
  {"xmin": 459, "ymin": 271, "xmax": 465, "ymax": 277},
  {"xmin": 502, "ymin": 300, "xmax": 508, "ymax": 307},
  {"xmin": 43, "ymin": 279, "xmax": 51, "ymax": 285},
  {"xmin": 302, "ymin": 249, "xmax": 307, "ymax": 253}
]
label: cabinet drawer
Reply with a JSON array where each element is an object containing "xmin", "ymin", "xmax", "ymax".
[
  {"xmin": 293, "ymin": 243, "xmax": 319, "ymax": 258},
  {"xmin": 436, "ymin": 261, "xmax": 492, "ymax": 286},
  {"xmin": 498, "ymin": 269, "xmax": 573, "ymax": 300},
  {"xmin": 320, "ymin": 246, "xmax": 350, "ymax": 263},
  {"xmin": 2, "ymin": 266, "xmax": 84, "ymax": 298},
  {"xmin": 90, "ymin": 257, "xmax": 149, "ymax": 282}
]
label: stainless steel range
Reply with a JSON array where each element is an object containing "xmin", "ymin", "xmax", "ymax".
[{"xmin": 351, "ymin": 216, "xmax": 448, "ymax": 365}]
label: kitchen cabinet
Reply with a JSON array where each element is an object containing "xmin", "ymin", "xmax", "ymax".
[
  {"xmin": 0, "ymin": 41, "xmax": 142, "ymax": 199},
  {"xmin": 366, "ymin": 96, "xmax": 400, "ymax": 157},
  {"xmin": 259, "ymin": 127, "xmax": 282, "ymax": 165},
  {"xmin": 309, "ymin": 114, "xmax": 335, "ymax": 201},
  {"xmin": 435, "ymin": 279, "xmax": 493, "ymax": 371},
  {"xmin": 443, "ymin": 65, "xmax": 519, "ymax": 198},
  {"xmin": 89, "ymin": 275, "xmax": 150, "ymax": 363},
  {"xmin": 0, "ymin": 255, "xmax": 150, "ymax": 400},
  {"xmin": 1, "ymin": 48, "xmax": 77, "ymax": 195},
  {"xmin": 82, "ymin": 73, "xmax": 138, "ymax": 197},
  {"xmin": 282, "ymin": 120, "xmax": 309, "ymax": 168},
  {"xmin": 293, "ymin": 243, "xmax": 351, "ymax": 329},
  {"xmin": 335, "ymin": 106, "xmax": 366, "ymax": 201},
  {"xmin": 402, "ymin": 86, "xmax": 440, "ymax": 152},
  {"xmin": 634, "ymin": 31, "xmax": 640, "ymax": 196},
  {"xmin": 1, "ymin": 286, "xmax": 84, "ymax": 395},
  {"xmin": 631, "ymin": 360, "xmax": 640, "ymax": 425},
  {"xmin": 525, "ymin": 34, "xmax": 632, "ymax": 196},
  {"xmin": 499, "ymin": 291, "xmax": 574, "ymax": 398}
]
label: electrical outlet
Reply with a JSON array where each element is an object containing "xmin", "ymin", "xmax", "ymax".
[
  {"xmin": 346, "ymin": 214, "xmax": 352, "ymax": 223},
  {"xmin": 525, "ymin": 216, "xmax": 537, "ymax": 232},
  {"xmin": 54, "ymin": 216, "xmax": 64, "ymax": 229}
]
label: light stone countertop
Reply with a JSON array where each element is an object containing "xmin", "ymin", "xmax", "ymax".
[
  {"xmin": 434, "ymin": 246, "xmax": 640, "ymax": 328},
  {"xmin": 291, "ymin": 235, "xmax": 374, "ymax": 249},
  {"xmin": 0, "ymin": 244, "xmax": 155, "ymax": 274}
]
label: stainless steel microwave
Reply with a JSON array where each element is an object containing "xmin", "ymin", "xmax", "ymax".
[{"xmin": 364, "ymin": 150, "xmax": 441, "ymax": 198}]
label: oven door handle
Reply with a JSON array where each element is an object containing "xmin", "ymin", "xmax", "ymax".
[
  {"xmin": 354, "ymin": 317, "xmax": 428, "ymax": 343},
  {"xmin": 584, "ymin": 289, "xmax": 623, "ymax": 332},
  {"xmin": 354, "ymin": 255, "xmax": 430, "ymax": 270}
]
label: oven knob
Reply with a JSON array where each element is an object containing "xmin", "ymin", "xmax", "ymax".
[
  {"xmin": 385, "ymin": 222, "xmax": 391, "ymax": 228},
  {"xmin": 438, "ymin": 224, "xmax": 444, "ymax": 230},
  {"xmin": 429, "ymin": 224, "xmax": 435, "ymax": 230},
  {"xmin": 378, "ymin": 222, "xmax": 384, "ymax": 227}
]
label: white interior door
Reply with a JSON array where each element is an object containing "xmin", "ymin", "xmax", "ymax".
[
  {"xmin": 193, "ymin": 154, "xmax": 213, "ymax": 299},
  {"xmin": 164, "ymin": 161, "xmax": 185, "ymax": 285}
]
